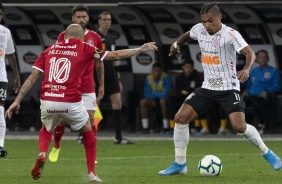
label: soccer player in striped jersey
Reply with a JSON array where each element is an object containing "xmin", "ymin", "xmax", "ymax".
[{"xmin": 159, "ymin": 2, "xmax": 282, "ymax": 176}]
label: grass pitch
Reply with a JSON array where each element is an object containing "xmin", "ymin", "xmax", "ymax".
[{"xmin": 1, "ymin": 139, "xmax": 282, "ymax": 183}]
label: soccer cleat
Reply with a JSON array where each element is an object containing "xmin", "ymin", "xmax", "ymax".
[
  {"xmin": 114, "ymin": 138, "xmax": 134, "ymax": 145},
  {"xmin": 200, "ymin": 128, "xmax": 210, "ymax": 135},
  {"xmin": 263, "ymin": 149, "xmax": 282, "ymax": 170},
  {"xmin": 49, "ymin": 147, "xmax": 61, "ymax": 162},
  {"xmin": 31, "ymin": 155, "xmax": 46, "ymax": 180},
  {"xmin": 88, "ymin": 172, "xmax": 102, "ymax": 182},
  {"xmin": 217, "ymin": 128, "xmax": 229, "ymax": 135},
  {"xmin": 158, "ymin": 162, "xmax": 187, "ymax": 176},
  {"xmin": 77, "ymin": 136, "xmax": 84, "ymax": 144},
  {"xmin": 0, "ymin": 147, "xmax": 7, "ymax": 157}
]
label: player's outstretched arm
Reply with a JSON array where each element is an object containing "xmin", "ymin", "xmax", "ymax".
[
  {"xmin": 104, "ymin": 42, "xmax": 158, "ymax": 61},
  {"xmin": 169, "ymin": 31, "xmax": 193, "ymax": 57},
  {"xmin": 5, "ymin": 69, "xmax": 42, "ymax": 119},
  {"xmin": 237, "ymin": 46, "xmax": 255, "ymax": 83}
]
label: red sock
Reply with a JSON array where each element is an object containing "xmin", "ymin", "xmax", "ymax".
[
  {"xmin": 92, "ymin": 125, "xmax": 97, "ymax": 136},
  {"xmin": 38, "ymin": 127, "xmax": 52, "ymax": 155},
  {"xmin": 83, "ymin": 130, "xmax": 96, "ymax": 174},
  {"xmin": 53, "ymin": 124, "xmax": 65, "ymax": 148}
]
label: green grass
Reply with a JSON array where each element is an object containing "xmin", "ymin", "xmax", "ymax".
[{"xmin": 1, "ymin": 139, "xmax": 282, "ymax": 183}]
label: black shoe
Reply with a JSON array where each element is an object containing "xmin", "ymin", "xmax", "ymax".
[
  {"xmin": 0, "ymin": 147, "xmax": 7, "ymax": 157},
  {"xmin": 114, "ymin": 138, "xmax": 134, "ymax": 145}
]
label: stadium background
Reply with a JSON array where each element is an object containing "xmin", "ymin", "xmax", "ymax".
[{"xmin": 2, "ymin": 0, "xmax": 282, "ymax": 133}]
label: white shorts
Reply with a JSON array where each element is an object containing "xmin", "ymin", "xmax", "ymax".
[
  {"xmin": 40, "ymin": 100, "xmax": 89, "ymax": 132},
  {"xmin": 82, "ymin": 93, "xmax": 96, "ymax": 111}
]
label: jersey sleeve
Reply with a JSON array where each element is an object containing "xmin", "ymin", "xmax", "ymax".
[
  {"xmin": 229, "ymin": 30, "xmax": 248, "ymax": 54},
  {"xmin": 32, "ymin": 52, "xmax": 46, "ymax": 72},
  {"xmin": 6, "ymin": 29, "xmax": 15, "ymax": 54},
  {"xmin": 96, "ymin": 34, "xmax": 103, "ymax": 50},
  {"xmin": 57, "ymin": 32, "xmax": 65, "ymax": 43},
  {"xmin": 189, "ymin": 23, "xmax": 202, "ymax": 40},
  {"xmin": 94, "ymin": 47, "xmax": 108, "ymax": 61}
]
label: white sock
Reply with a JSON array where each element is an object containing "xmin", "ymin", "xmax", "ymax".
[
  {"xmin": 0, "ymin": 106, "xmax": 6, "ymax": 148},
  {"xmin": 142, "ymin": 118, "xmax": 149, "ymax": 129},
  {"xmin": 239, "ymin": 124, "xmax": 268, "ymax": 155},
  {"xmin": 163, "ymin": 119, "xmax": 169, "ymax": 129},
  {"xmin": 174, "ymin": 123, "xmax": 189, "ymax": 165}
]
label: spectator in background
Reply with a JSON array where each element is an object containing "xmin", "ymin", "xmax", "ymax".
[
  {"xmin": 96, "ymin": 11, "xmax": 133, "ymax": 144},
  {"xmin": 243, "ymin": 50, "xmax": 281, "ymax": 134},
  {"xmin": 140, "ymin": 63, "xmax": 172, "ymax": 133},
  {"xmin": 0, "ymin": 2, "xmax": 21, "ymax": 157},
  {"xmin": 173, "ymin": 60, "xmax": 206, "ymax": 134}
]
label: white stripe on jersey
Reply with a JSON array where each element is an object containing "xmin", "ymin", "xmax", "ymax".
[
  {"xmin": 0, "ymin": 25, "xmax": 15, "ymax": 82},
  {"xmin": 190, "ymin": 23, "xmax": 248, "ymax": 91}
]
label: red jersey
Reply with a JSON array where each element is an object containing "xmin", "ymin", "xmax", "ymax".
[
  {"xmin": 33, "ymin": 38, "xmax": 108, "ymax": 102},
  {"xmin": 57, "ymin": 29, "xmax": 102, "ymax": 93}
]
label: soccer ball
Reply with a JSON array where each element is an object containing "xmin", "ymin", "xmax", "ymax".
[{"xmin": 198, "ymin": 155, "xmax": 222, "ymax": 176}]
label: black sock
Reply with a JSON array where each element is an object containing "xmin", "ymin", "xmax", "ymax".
[{"xmin": 113, "ymin": 109, "xmax": 122, "ymax": 140}]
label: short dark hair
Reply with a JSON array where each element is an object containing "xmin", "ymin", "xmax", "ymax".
[
  {"xmin": 0, "ymin": 2, "xmax": 4, "ymax": 11},
  {"xmin": 256, "ymin": 49, "xmax": 268, "ymax": 56},
  {"xmin": 184, "ymin": 59, "xmax": 194, "ymax": 66},
  {"xmin": 200, "ymin": 2, "xmax": 220, "ymax": 15},
  {"xmin": 72, "ymin": 4, "xmax": 89, "ymax": 16},
  {"xmin": 152, "ymin": 62, "xmax": 162, "ymax": 69},
  {"xmin": 98, "ymin": 11, "xmax": 111, "ymax": 19}
]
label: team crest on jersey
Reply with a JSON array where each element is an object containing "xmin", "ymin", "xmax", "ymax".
[
  {"xmin": 208, "ymin": 77, "xmax": 223, "ymax": 87},
  {"xmin": 212, "ymin": 37, "xmax": 220, "ymax": 48},
  {"xmin": 264, "ymin": 72, "xmax": 270, "ymax": 79},
  {"xmin": 87, "ymin": 39, "xmax": 94, "ymax": 46}
]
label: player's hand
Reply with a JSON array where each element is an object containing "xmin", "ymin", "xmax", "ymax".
[
  {"xmin": 97, "ymin": 86, "xmax": 104, "ymax": 101},
  {"xmin": 13, "ymin": 77, "xmax": 21, "ymax": 94},
  {"xmin": 140, "ymin": 42, "xmax": 158, "ymax": 52},
  {"xmin": 237, "ymin": 69, "xmax": 249, "ymax": 83},
  {"xmin": 5, "ymin": 102, "xmax": 20, "ymax": 119},
  {"xmin": 169, "ymin": 43, "xmax": 180, "ymax": 57}
]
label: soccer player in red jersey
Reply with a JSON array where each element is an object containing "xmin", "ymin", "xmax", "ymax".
[
  {"xmin": 49, "ymin": 5, "xmax": 103, "ymax": 163},
  {"xmin": 5, "ymin": 24, "xmax": 157, "ymax": 182}
]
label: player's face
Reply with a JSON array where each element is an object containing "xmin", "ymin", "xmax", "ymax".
[
  {"xmin": 182, "ymin": 63, "xmax": 194, "ymax": 76},
  {"xmin": 98, "ymin": 14, "xmax": 112, "ymax": 30},
  {"xmin": 257, "ymin": 52, "xmax": 269, "ymax": 67},
  {"xmin": 152, "ymin": 67, "xmax": 162, "ymax": 80},
  {"xmin": 201, "ymin": 12, "xmax": 222, "ymax": 35},
  {"xmin": 72, "ymin": 11, "xmax": 89, "ymax": 29}
]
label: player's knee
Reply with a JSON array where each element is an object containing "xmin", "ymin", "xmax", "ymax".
[
  {"xmin": 174, "ymin": 113, "xmax": 187, "ymax": 124},
  {"xmin": 232, "ymin": 122, "xmax": 246, "ymax": 133}
]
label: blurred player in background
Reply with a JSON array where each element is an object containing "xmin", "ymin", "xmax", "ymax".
[
  {"xmin": 49, "ymin": 5, "xmax": 103, "ymax": 163},
  {"xmin": 96, "ymin": 11, "xmax": 133, "ymax": 144},
  {"xmin": 0, "ymin": 2, "xmax": 21, "ymax": 157},
  {"xmin": 5, "ymin": 24, "xmax": 157, "ymax": 182},
  {"xmin": 159, "ymin": 2, "xmax": 282, "ymax": 176}
]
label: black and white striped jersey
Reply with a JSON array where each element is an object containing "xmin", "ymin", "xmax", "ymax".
[
  {"xmin": 190, "ymin": 23, "xmax": 248, "ymax": 91},
  {"xmin": 0, "ymin": 25, "xmax": 15, "ymax": 83}
]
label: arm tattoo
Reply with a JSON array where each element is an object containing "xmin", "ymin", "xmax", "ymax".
[{"xmin": 16, "ymin": 71, "xmax": 40, "ymax": 102}]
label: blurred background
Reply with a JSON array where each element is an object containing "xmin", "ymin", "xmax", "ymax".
[{"xmin": 3, "ymin": 0, "xmax": 282, "ymax": 135}]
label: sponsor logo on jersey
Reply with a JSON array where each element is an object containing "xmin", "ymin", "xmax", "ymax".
[
  {"xmin": 44, "ymin": 84, "xmax": 66, "ymax": 91},
  {"xmin": 208, "ymin": 77, "xmax": 223, "ymax": 87},
  {"xmin": 201, "ymin": 54, "xmax": 221, "ymax": 65},
  {"xmin": 87, "ymin": 39, "xmax": 94, "ymax": 46},
  {"xmin": 228, "ymin": 32, "xmax": 242, "ymax": 47},
  {"xmin": 47, "ymin": 109, "xmax": 68, "ymax": 113},
  {"xmin": 136, "ymin": 53, "xmax": 152, "ymax": 65},
  {"xmin": 44, "ymin": 92, "xmax": 65, "ymax": 98}
]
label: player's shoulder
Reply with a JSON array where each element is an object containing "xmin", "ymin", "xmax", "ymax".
[{"xmin": 0, "ymin": 24, "xmax": 11, "ymax": 34}]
